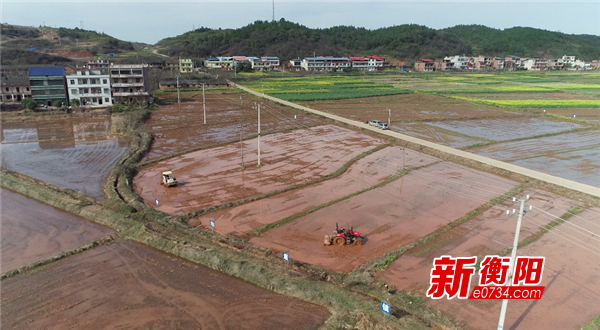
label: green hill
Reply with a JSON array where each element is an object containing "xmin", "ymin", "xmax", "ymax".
[
  {"xmin": 157, "ymin": 20, "xmax": 471, "ymax": 60},
  {"xmin": 157, "ymin": 20, "xmax": 600, "ymax": 61}
]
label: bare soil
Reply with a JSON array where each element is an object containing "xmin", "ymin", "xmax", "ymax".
[
  {"xmin": 0, "ymin": 240, "xmax": 330, "ymax": 330},
  {"xmin": 144, "ymin": 89, "xmax": 326, "ymax": 160},
  {"xmin": 0, "ymin": 117, "xmax": 130, "ymax": 200},
  {"xmin": 380, "ymin": 191, "xmax": 594, "ymax": 330},
  {"xmin": 426, "ymin": 118, "xmax": 585, "ymax": 141},
  {"xmin": 189, "ymin": 147, "xmax": 439, "ymax": 234},
  {"xmin": 134, "ymin": 125, "xmax": 384, "ymax": 214},
  {"xmin": 250, "ymin": 162, "xmax": 517, "ymax": 272},
  {"xmin": 0, "ymin": 188, "xmax": 115, "ymax": 272},
  {"xmin": 299, "ymin": 93, "xmax": 521, "ymax": 123}
]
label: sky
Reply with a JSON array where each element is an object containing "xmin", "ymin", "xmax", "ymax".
[{"xmin": 2, "ymin": 1, "xmax": 599, "ymax": 44}]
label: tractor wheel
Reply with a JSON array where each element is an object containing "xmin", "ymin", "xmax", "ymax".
[
  {"xmin": 333, "ymin": 236, "xmax": 345, "ymax": 246},
  {"xmin": 353, "ymin": 238, "xmax": 363, "ymax": 246}
]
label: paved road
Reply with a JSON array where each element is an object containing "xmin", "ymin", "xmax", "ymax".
[{"xmin": 232, "ymin": 82, "xmax": 600, "ymax": 198}]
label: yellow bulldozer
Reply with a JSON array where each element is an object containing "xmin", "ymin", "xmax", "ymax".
[{"xmin": 161, "ymin": 171, "xmax": 177, "ymax": 187}]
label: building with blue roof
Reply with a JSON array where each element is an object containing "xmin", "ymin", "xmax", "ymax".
[{"xmin": 29, "ymin": 67, "xmax": 68, "ymax": 107}]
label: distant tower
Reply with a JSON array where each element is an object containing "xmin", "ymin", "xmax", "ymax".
[{"xmin": 272, "ymin": 0, "xmax": 275, "ymax": 22}]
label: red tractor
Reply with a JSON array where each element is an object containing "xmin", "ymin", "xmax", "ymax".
[{"xmin": 324, "ymin": 223, "xmax": 363, "ymax": 246}]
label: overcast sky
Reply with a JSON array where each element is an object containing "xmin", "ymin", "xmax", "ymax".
[{"xmin": 2, "ymin": 1, "xmax": 599, "ymax": 44}]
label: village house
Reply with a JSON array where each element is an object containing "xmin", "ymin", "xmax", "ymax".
[
  {"xmin": 66, "ymin": 69, "xmax": 112, "ymax": 106},
  {"xmin": 414, "ymin": 59, "xmax": 435, "ymax": 72},
  {"xmin": 29, "ymin": 67, "xmax": 68, "ymax": 107},
  {"xmin": 110, "ymin": 64, "xmax": 151, "ymax": 102},
  {"xmin": 301, "ymin": 57, "xmax": 351, "ymax": 71},
  {"xmin": 1, "ymin": 65, "xmax": 32, "ymax": 103}
]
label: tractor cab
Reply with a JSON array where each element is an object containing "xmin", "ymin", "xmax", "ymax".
[
  {"xmin": 324, "ymin": 223, "xmax": 363, "ymax": 246},
  {"xmin": 161, "ymin": 171, "xmax": 177, "ymax": 187}
]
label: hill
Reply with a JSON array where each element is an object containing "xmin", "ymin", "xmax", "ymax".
[
  {"xmin": 0, "ymin": 23, "xmax": 137, "ymax": 64},
  {"xmin": 443, "ymin": 25, "xmax": 600, "ymax": 60},
  {"xmin": 157, "ymin": 20, "xmax": 600, "ymax": 61},
  {"xmin": 156, "ymin": 20, "xmax": 471, "ymax": 60}
]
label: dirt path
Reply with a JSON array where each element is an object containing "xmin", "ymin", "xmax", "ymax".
[{"xmin": 0, "ymin": 188, "xmax": 115, "ymax": 272}]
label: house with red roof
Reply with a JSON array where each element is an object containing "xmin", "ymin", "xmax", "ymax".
[
  {"xmin": 349, "ymin": 56, "xmax": 369, "ymax": 71},
  {"xmin": 367, "ymin": 55, "xmax": 384, "ymax": 71}
]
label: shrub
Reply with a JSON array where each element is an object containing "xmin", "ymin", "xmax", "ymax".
[
  {"xmin": 70, "ymin": 98, "xmax": 80, "ymax": 107},
  {"xmin": 20, "ymin": 98, "xmax": 37, "ymax": 110},
  {"xmin": 53, "ymin": 100, "xmax": 63, "ymax": 108}
]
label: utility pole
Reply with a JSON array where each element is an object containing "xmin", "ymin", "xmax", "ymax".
[
  {"xmin": 202, "ymin": 83, "xmax": 206, "ymax": 124},
  {"xmin": 257, "ymin": 104, "xmax": 261, "ymax": 166},
  {"xmin": 498, "ymin": 195, "xmax": 533, "ymax": 330},
  {"xmin": 238, "ymin": 125, "xmax": 244, "ymax": 169},
  {"xmin": 262, "ymin": 84, "xmax": 264, "ymax": 97},
  {"xmin": 272, "ymin": 0, "xmax": 275, "ymax": 22},
  {"xmin": 176, "ymin": 73, "xmax": 181, "ymax": 111},
  {"xmin": 388, "ymin": 108, "xmax": 391, "ymax": 127}
]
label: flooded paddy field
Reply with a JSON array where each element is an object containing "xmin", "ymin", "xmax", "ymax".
[
  {"xmin": 135, "ymin": 125, "xmax": 383, "ymax": 214},
  {"xmin": 511, "ymin": 147, "xmax": 600, "ymax": 188},
  {"xmin": 189, "ymin": 147, "xmax": 439, "ymax": 234},
  {"xmin": 0, "ymin": 188, "xmax": 115, "ymax": 272},
  {"xmin": 250, "ymin": 162, "xmax": 517, "ymax": 272},
  {"xmin": 0, "ymin": 240, "xmax": 330, "ymax": 330},
  {"xmin": 390, "ymin": 122, "xmax": 482, "ymax": 148},
  {"xmin": 299, "ymin": 93, "xmax": 520, "ymax": 123},
  {"xmin": 469, "ymin": 130, "xmax": 600, "ymax": 161},
  {"xmin": 145, "ymin": 89, "xmax": 326, "ymax": 160},
  {"xmin": 426, "ymin": 117, "xmax": 584, "ymax": 141},
  {"xmin": 0, "ymin": 116, "xmax": 129, "ymax": 200}
]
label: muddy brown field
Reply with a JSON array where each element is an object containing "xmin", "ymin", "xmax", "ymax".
[
  {"xmin": 189, "ymin": 147, "xmax": 439, "ymax": 234},
  {"xmin": 144, "ymin": 89, "xmax": 326, "ymax": 160},
  {"xmin": 0, "ymin": 240, "xmax": 330, "ymax": 330},
  {"xmin": 380, "ymin": 191, "xmax": 597, "ymax": 330},
  {"xmin": 250, "ymin": 162, "xmax": 517, "ymax": 272},
  {"xmin": 0, "ymin": 188, "xmax": 115, "ymax": 271},
  {"xmin": 0, "ymin": 116, "xmax": 129, "ymax": 200},
  {"xmin": 299, "ymin": 93, "xmax": 521, "ymax": 123},
  {"xmin": 135, "ymin": 125, "xmax": 383, "ymax": 214}
]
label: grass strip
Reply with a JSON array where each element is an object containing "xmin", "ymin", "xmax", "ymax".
[
  {"xmin": 582, "ymin": 313, "xmax": 600, "ymax": 330},
  {"xmin": 0, "ymin": 234, "xmax": 117, "ymax": 280},
  {"xmin": 499, "ymin": 206, "xmax": 584, "ymax": 255},
  {"xmin": 248, "ymin": 164, "xmax": 431, "ymax": 237}
]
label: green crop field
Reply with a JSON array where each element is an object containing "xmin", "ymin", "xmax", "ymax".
[
  {"xmin": 447, "ymin": 96, "xmax": 600, "ymax": 109},
  {"xmin": 240, "ymin": 76, "xmax": 410, "ymax": 101}
]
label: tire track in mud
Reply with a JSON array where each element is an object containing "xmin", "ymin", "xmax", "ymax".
[{"xmin": 106, "ymin": 243, "xmax": 221, "ymax": 329}]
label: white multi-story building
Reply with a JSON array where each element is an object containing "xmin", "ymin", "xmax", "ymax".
[
  {"xmin": 261, "ymin": 56, "xmax": 280, "ymax": 70},
  {"xmin": 367, "ymin": 55, "xmax": 384, "ymax": 71},
  {"xmin": 67, "ymin": 70, "xmax": 112, "ymax": 106},
  {"xmin": 349, "ymin": 57, "xmax": 369, "ymax": 71},
  {"xmin": 301, "ymin": 57, "xmax": 351, "ymax": 71},
  {"xmin": 444, "ymin": 55, "xmax": 469, "ymax": 70},
  {"xmin": 249, "ymin": 58, "xmax": 271, "ymax": 71}
]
